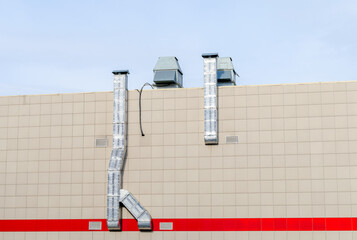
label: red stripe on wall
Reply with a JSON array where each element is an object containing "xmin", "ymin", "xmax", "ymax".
[{"xmin": 1, "ymin": 218, "xmax": 357, "ymax": 232}]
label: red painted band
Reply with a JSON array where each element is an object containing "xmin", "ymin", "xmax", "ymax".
[{"xmin": 1, "ymin": 218, "xmax": 357, "ymax": 232}]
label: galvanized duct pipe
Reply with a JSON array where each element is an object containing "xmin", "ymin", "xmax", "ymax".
[
  {"xmin": 202, "ymin": 53, "xmax": 219, "ymax": 145},
  {"xmin": 107, "ymin": 70, "xmax": 152, "ymax": 231},
  {"xmin": 120, "ymin": 189, "xmax": 152, "ymax": 230},
  {"xmin": 107, "ymin": 70, "xmax": 128, "ymax": 230}
]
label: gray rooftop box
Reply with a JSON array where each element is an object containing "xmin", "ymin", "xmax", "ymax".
[
  {"xmin": 217, "ymin": 57, "xmax": 237, "ymax": 86},
  {"xmin": 153, "ymin": 57, "xmax": 183, "ymax": 88}
]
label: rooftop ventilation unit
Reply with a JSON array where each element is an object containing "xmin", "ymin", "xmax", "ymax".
[
  {"xmin": 217, "ymin": 57, "xmax": 238, "ymax": 86},
  {"xmin": 153, "ymin": 56, "xmax": 183, "ymax": 88}
]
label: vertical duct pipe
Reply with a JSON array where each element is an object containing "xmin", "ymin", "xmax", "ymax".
[
  {"xmin": 107, "ymin": 70, "xmax": 152, "ymax": 231},
  {"xmin": 202, "ymin": 53, "xmax": 219, "ymax": 145},
  {"xmin": 107, "ymin": 70, "xmax": 128, "ymax": 230}
]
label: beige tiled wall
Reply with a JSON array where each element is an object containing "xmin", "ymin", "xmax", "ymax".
[
  {"xmin": 0, "ymin": 92, "xmax": 112, "ymax": 221},
  {"xmin": 1, "ymin": 81, "xmax": 357, "ymax": 239},
  {"xmin": 123, "ymin": 81, "xmax": 357, "ymax": 220}
]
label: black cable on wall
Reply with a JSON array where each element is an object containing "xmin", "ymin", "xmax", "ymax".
[{"xmin": 135, "ymin": 83, "xmax": 153, "ymax": 136}]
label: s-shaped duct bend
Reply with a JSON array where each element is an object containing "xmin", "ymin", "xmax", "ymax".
[{"xmin": 107, "ymin": 70, "xmax": 152, "ymax": 231}]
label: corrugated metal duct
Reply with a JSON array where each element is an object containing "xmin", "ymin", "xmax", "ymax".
[
  {"xmin": 107, "ymin": 70, "xmax": 152, "ymax": 231},
  {"xmin": 202, "ymin": 53, "xmax": 219, "ymax": 145}
]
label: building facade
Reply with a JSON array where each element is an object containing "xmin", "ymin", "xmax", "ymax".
[{"xmin": 1, "ymin": 80, "xmax": 357, "ymax": 239}]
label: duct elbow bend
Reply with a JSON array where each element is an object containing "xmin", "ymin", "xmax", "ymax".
[
  {"xmin": 137, "ymin": 211, "xmax": 152, "ymax": 231},
  {"xmin": 119, "ymin": 189, "xmax": 153, "ymax": 231}
]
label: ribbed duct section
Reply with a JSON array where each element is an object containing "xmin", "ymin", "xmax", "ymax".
[
  {"xmin": 120, "ymin": 189, "xmax": 152, "ymax": 230},
  {"xmin": 107, "ymin": 70, "xmax": 152, "ymax": 231},
  {"xmin": 202, "ymin": 53, "xmax": 219, "ymax": 145},
  {"xmin": 107, "ymin": 70, "xmax": 128, "ymax": 230}
]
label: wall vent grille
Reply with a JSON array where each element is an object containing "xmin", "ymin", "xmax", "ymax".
[
  {"xmin": 95, "ymin": 138, "xmax": 108, "ymax": 147},
  {"xmin": 89, "ymin": 221, "xmax": 102, "ymax": 230},
  {"xmin": 160, "ymin": 222, "xmax": 173, "ymax": 230},
  {"xmin": 226, "ymin": 136, "xmax": 238, "ymax": 144}
]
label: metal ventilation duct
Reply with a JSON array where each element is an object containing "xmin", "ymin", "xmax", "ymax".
[
  {"xmin": 202, "ymin": 53, "xmax": 219, "ymax": 145},
  {"xmin": 107, "ymin": 70, "xmax": 152, "ymax": 231},
  {"xmin": 217, "ymin": 57, "xmax": 237, "ymax": 86},
  {"xmin": 153, "ymin": 56, "xmax": 183, "ymax": 88}
]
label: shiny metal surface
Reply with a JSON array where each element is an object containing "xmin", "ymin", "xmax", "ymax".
[
  {"xmin": 107, "ymin": 71, "xmax": 152, "ymax": 231},
  {"xmin": 202, "ymin": 55, "xmax": 218, "ymax": 145},
  {"xmin": 107, "ymin": 72, "xmax": 128, "ymax": 231},
  {"xmin": 120, "ymin": 189, "xmax": 152, "ymax": 231}
]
